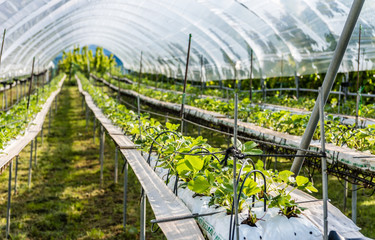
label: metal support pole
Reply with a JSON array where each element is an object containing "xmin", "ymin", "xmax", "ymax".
[
  {"xmin": 180, "ymin": 34, "xmax": 192, "ymax": 133},
  {"xmin": 344, "ymin": 180, "xmax": 348, "ymax": 212},
  {"xmin": 114, "ymin": 147, "xmax": 118, "ymax": 184},
  {"xmin": 93, "ymin": 116, "xmax": 96, "ymax": 143},
  {"xmin": 41, "ymin": 126, "xmax": 43, "ymax": 145},
  {"xmin": 34, "ymin": 136, "xmax": 38, "ymax": 167},
  {"xmin": 55, "ymin": 95, "xmax": 57, "ymax": 114},
  {"xmin": 5, "ymin": 83, "xmax": 8, "ymax": 109},
  {"xmin": 6, "ymin": 160, "xmax": 12, "ymax": 239},
  {"xmin": 319, "ymin": 87, "xmax": 328, "ymax": 240},
  {"xmin": 352, "ymin": 183, "xmax": 358, "ymax": 223},
  {"xmin": 338, "ymin": 85, "xmax": 342, "ymax": 114},
  {"xmin": 48, "ymin": 107, "xmax": 52, "ymax": 135},
  {"xmin": 123, "ymin": 160, "xmax": 128, "ymax": 229},
  {"xmin": 0, "ymin": 29, "xmax": 6, "ymax": 70},
  {"xmin": 100, "ymin": 125, "xmax": 105, "ymax": 187},
  {"xmin": 355, "ymin": 25, "xmax": 362, "ymax": 127},
  {"xmin": 28, "ymin": 140, "xmax": 33, "ymax": 188},
  {"xmin": 233, "ymin": 92, "xmax": 239, "ymax": 240},
  {"xmin": 85, "ymin": 103, "xmax": 89, "ymax": 132},
  {"xmin": 140, "ymin": 190, "xmax": 146, "ymax": 240},
  {"xmin": 249, "ymin": 49, "xmax": 253, "ymax": 101},
  {"xmin": 291, "ymin": 0, "xmax": 364, "ymax": 175},
  {"xmin": 27, "ymin": 58, "xmax": 35, "ymax": 112},
  {"xmin": 14, "ymin": 156, "xmax": 19, "ymax": 195},
  {"xmin": 295, "ymin": 71, "xmax": 299, "ymax": 99}
]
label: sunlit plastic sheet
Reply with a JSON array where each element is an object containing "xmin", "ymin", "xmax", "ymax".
[{"xmin": 0, "ymin": 0, "xmax": 374, "ymax": 81}]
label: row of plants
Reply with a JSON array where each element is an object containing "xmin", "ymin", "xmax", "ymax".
[
  {"xmin": 98, "ymin": 74, "xmax": 375, "ymax": 155},
  {"xmin": 0, "ymin": 73, "xmax": 64, "ymax": 151},
  {"xmin": 123, "ymin": 73, "xmax": 375, "ymax": 119},
  {"xmin": 79, "ymin": 72, "xmax": 318, "ymax": 226}
]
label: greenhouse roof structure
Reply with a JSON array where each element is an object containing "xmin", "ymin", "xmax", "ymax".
[{"xmin": 0, "ymin": 0, "xmax": 375, "ymax": 80}]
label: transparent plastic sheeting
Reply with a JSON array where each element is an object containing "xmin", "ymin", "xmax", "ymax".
[{"xmin": 0, "ymin": 0, "xmax": 374, "ymax": 81}]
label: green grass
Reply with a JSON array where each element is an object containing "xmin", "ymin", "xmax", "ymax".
[{"xmin": 0, "ymin": 81, "xmax": 165, "ymax": 239}]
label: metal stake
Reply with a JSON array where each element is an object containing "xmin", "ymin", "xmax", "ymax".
[
  {"xmin": 93, "ymin": 116, "xmax": 96, "ymax": 143},
  {"xmin": 14, "ymin": 156, "xmax": 19, "ymax": 195},
  {"xmin": 28, "ymin": 140, "xmax": 33, "ymax": 188},
  {"xmin": 140, "ymin": 190, "xmax": 146, "ymax": 240},
  {"xmin": 355, "ymin": 24, "xmax": 362, "ymax": 127},
  {"xmin": 6, "ymin": 160, "xmax": 12, "ymax": 239},
  {"xmin": 34, "ymin": 136, "xmax": 38, "ymax": 167},
  {"xmin": 233, "ymin": 92, "xmax": 239, "ymax": 240},
  {"xmin": 180, "ymin": 34, "xmax": 192, "ymax": 133},
  {"xmin": 249, "ymin": 49, "xmax": 253, "ymax": 101},
  {"xmin": 85, "ymin": 103, "xmax": 89, "ymax": 132},
  {"xmin": 41, "ymin": 126, "xmax": 43, "ymax": 145},
  {"xmin": 48, "ymin": 107, "xmax": 52, "ymax": 135},
  {"xmin": 123, "ymin": 160, "xmax": 128, "ymax": 229},
  {"xmin": 344, "ymin": 180, "xmax": 348, "ymax": 212},
  {"xmin": 100, "ymin": 125, "xmax": 105, "ymax": 187},
  {"xmin": 319, "ymin": 87, "xmax": 328, "ymax": 240},
  {"xmin": 114, "ymin": 147, "xmax": 118, "ymax": 184},
  {"xmin": 291, "ymin": 0, "xmax": 365, "ymax": 175},
  {"xmin": 352, "ymin": 183, "xmax": 358, "ymax": 223}
]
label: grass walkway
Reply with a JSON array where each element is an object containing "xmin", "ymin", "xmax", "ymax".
[{"xmin": 0, "ymin": 81, "xmax": 165, "ymax": 239}]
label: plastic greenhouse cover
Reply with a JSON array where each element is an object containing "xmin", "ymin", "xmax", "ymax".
[{"xmin": 0, "ymin": 0, "xmax": 374, "ymax": 81}]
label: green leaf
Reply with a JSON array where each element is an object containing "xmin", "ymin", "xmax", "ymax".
[
  {"xmin": 176, "ymin": 161, "xmax": 191, "ymax": 176},
  {"xmin": 185, "ymin": 155, "xmax": 204, "ymax": 172},
  {"xmin": 296, "ymin": 176, "xmax": 309, "ymax": 187},
  {"xmin": 188, "ymin": 176, "xmax": 210, "ymax": 194},
  {"xmin": 243, "ymin": 178, "xmax": 261, "ymax": 196},
  {"xmin": 278, "ymin": 170, "xmax": 294, "ymax": 183},
  {"xmin": 306, "ymin": 185, "xmax": 318, "ymax": 193}
]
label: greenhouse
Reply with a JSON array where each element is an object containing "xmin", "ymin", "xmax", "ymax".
[{"xmin": 1, "ymin": 0, "xmax": 375, "ymax": 239}]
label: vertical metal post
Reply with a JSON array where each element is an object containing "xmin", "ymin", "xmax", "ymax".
[
  {"xmin": 34, "ymin": 136, "xmax": 38, "ymax": 167},
  {"xmin": 14, "ymin": 156, "xmax": 19, "ymax": 195},
  {"xmin": 6, "ymin": 160, "xmax": 12, "ymax": 239},
  {"xmin": 28, "ymin": 140, "xmax": 33, "ymax": 188},
  {"xmin": 85, "ymin": 103, "xmax": 89, "ymax": 132},
  {"xmin": 138, "ymin": 51, "xmax": 143, "ymax": 93},
  {"xmin": 93, "ymin": 116, "xmax": 96, "ymax": 143},
  {"xmin": 123, "ymin": 160, "xmax": 128, "ymax": 229},
  {"xmin": 200, "ymin": 55, "xmax": 204, "ymax": 97},
  {"xmin": 233, "ymin": 92, "xmax": 239, "ymax": 240},
  {"xmin": 291, "ymin": 0, "xmax": 365, "ymax": 175},
  {"xmin": 41, "ymin": 126, "xmax": 43, "ymax": 145},
  {"xmin": 5, "ymin": 83, "xmax": 8, "ymax": 109},
  {"xmin": 249, "ymin": 49, "xmax": 253, "ymax": 101},
  {"xmin": 295, "ymin": 71, "xmax": 299, "ymax": 99},
  {"xmin": 55, "ymin": 95, "xmax": 57, "ymax": 114},
  {"xmin": 27, "ymin": 57, "xmax": 35, "ymax": 112},
  {"xmin": 48, "ymin": 107, "xmax": 52, "ymax": 135},
  {"xmin": 140, "ymin": 190, "xmax": 146, "ymax": 240},
  {"xmin": 344, "ymin": 180, "xmax": 348, "ymax": 212},
  {"xmin": 355, "ymin": 25, "xmax": 362, "ymax": 127},
  {"xmin": 2, "ymin": 85, "xmax": 5, "ymax": 110},
  {"xmin": 274, "ymin": 156, "xmax": 277, "ymax": 171},
  {"xmin": 100, "ymin": 125, "xmax": 105, "ymax": 187},
  {"xmin": 180, "ymin": 34, "xmax": 192, "ymax": 134},
  {"xmin": 261, "ymin": 78, "xmax": 266, "ymax": 101},
  {"xmin": 319, "ymin": 87, "xmax": 328, "ymax": 240},
  {"xmin": 0, "ymin": 29, "xmax": 6, "ymax": 70},
  {"xmin": 338, "ymin": 85, "xmax": 342, "ymax": 114},
  {"xmin": 352, "ymin": 183, "xmax": 358, "ymax": 223},
  {"xmin": 114, "ymin": 147, "xmax": 118, "ymax": 184}
]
